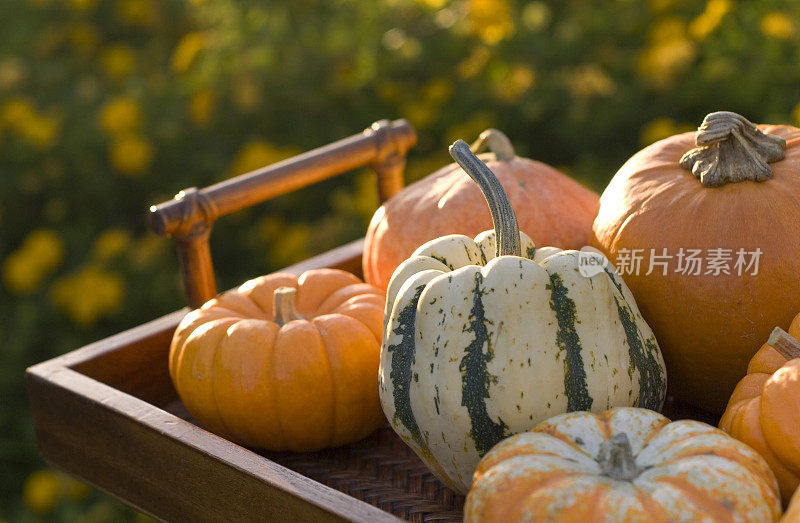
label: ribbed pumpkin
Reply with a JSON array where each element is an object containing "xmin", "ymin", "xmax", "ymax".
[
  {"xmin": 364, "ymin": 129, "xmax": 599, "ymax": 290},
  {"xmin": 465, "ymin": 407, "xmax": 782, "ymax": 522},
  {"xmin": 379, "ymin": 141, "xmax": 666, "ymax": 494},
  {"xmin": 720, "ymin": 320, "xmax": 800, "ymax": 504},
  {"xmin": 592, "ymin": 111, "xmax": 800, "ymax": 413},
  {"xmin": 784, "ymin": 488, "xmax": 800, "ymax": 522},
  {"xmin": 169, "ymin": 268, "xmax": 386, "ymax": 451}
]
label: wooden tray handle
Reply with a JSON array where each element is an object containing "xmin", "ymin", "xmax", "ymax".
[{"xmin": 148, "ymin": 119, "xmax": 416, "ymax": 308}]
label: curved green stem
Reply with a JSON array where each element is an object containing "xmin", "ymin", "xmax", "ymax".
[
  {"xmin": 470, "ymin": 128, "xmax": 516, "ymax": 162},
  {"xmin": 449, "ymin": 140, "xmax": 521, "ymax": 257},
  {"xmin": 680, "ymin": 111, "xmax": 786, "ymax": 187}
]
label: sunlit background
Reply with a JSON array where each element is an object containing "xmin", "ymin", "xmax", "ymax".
[{"xmin": 1, "ymin": 0, "xmax": 799, "ymax": 519}]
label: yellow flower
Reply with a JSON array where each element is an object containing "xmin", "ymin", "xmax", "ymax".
[
  {"xmin": 494, "ymin": 65, "xmax": 536, "ymax": 104},
  {"xmin": 3, "ymin": 229, "xmax": 65, "ymax": 294},
  {"xmin": 51, "ymin": 266, "xmax": 125, "ymax": 326},
  {"xmin": 521, "ymin": 2, "xmax": 551, "ymax": 31},
  {"xmin": 468, "ymin": 0, "xmax": 515, "ymax": 44},
  {"xmin": 68, "ymin": 23, "xmax": 100, "ymax": 54},
  {"xmin": 189, "ymin": 89, "xmax": 214, "ymax": 128},
  {"xmin": 117, "ymin": 0, "xmax": 158, "ymax": 27},
  {"xmin": 640, "ymin": 117, "xmax": 695, "ymax": 146},
  {"xmin": 761, "ymin": 12, "xmax": 795, "ymax": 40},
  {"xmin": 689, "ymin": 0, "xmax": 732, "ymax": 40},
  {"xmin": 24, "ymin": 113, "xmax": 61, "ymax": 149},
  {"xmin": 232, "ymin": 77, "xmax": 262, "ymax": 113},
  {"xmin": 423, "ymin": 77, "xmax": 454, "ymax": 104},
  {"xmin": 99, "ymin": 96, "xmax": 141, "ymax": 136},
  {"xmin": 565, "ymin": 64, "xmax": 615, "ymax": 100},
  {"xmin": 228, "ymin": 140, "xmax": 300, "ymax": 177},
  {"xmin": 64, "ymin": 477, "xmax": 90, "ymax": 501},
  {"xmin": 68, "ymin": 0, "xmax": 97, "ymax": 11},
  {"xmin": 23, "ymin": 470, "xmax": 61, "ymax": 514},
  {"xmin": 0, "ymin": 58, "xmax": 26, "ymax": 91},
  {"xmin": 109, "ymin": 134, "xmax": 154, "ymax": 176},
  {"xmin": 92, "ymin": 228, "xmax": 132, "ymax": 262},
  {"xmin": 100, "ymin": 44, "xmax": 136, "ymax": 81},
  {"xmin": 637, "ymin": 18, "xmax": 696, "ymax": 86},
  {"xmin": 458, "ymin": 45, "xmax": 491, "ymax": 79},
  {"xmin": 402, "ymin": 100, "xmax": 437, "ymax": 129},
  {"xmin": 1, "ymin": 97, "xmax": 36, "ymax": 126},
  {"xmin": 171, "ymin": 32, "xmax": 206, "ymax": 73}
]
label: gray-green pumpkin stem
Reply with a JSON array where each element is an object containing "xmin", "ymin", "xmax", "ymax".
[
  {"xmin": 470, "ymin": 128, "xmax": 516, "ymax": 162},
  {"xmin": 679, "ymin": 111, "xmax": 786, "ymax": 188},
  {"xmin": 449, "ymin": 140, "xmax": 521, "ymax": 257},
  {"xmin": 598, "ymin": 433, "xmax": 640, "ymax": 482},
  {"xmin": 273, "ymin": 286, "xmax": 303, "ymax": 325}
]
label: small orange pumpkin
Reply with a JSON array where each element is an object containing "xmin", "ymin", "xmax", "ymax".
[
  {"xmin": 363, "ymin": 129, "xmax": 599, "ymax": 290},
  {"xmin": 169, "ymin": 268, "xmax": 386, "ymax": 451},
  {"xmin": 466, "ymin": 407, "xmax": 782, "ymax": 522},
  {"xmin": 720, "ymin": 319, "xmax": 800, "ymax": 504}
]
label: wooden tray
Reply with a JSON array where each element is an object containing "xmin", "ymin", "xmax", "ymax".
[{"xmin": 26, "ymin": 240, "xmax": 466, "ymax": 522}]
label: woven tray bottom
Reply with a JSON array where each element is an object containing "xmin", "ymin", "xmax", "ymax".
[
  {"xmin": 165, "ymin": 400, "xmax": 463, "ymax": 522},
  {"xmin": 266, "ymin": 427, "xmax": 464, "ymax": 522},
  {"xmin": 165, "ymin": 395, "xmax": 718, "ymax": 522}
]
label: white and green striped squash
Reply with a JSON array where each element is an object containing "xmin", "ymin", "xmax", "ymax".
[{"xmin": 378, "ymin": 140, "xmax": 667, "ymax": 494}]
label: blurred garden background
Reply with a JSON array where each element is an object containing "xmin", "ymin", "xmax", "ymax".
[{"xmin": 1, "ymin": 0, "xmax": 799, "ymax": 519}]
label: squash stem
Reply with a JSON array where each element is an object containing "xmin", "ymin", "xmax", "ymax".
[
  {"xmin": 470, "ymin": 129, "xmax": 516, "ymax": 162},
  {"xmin": 767, "ymin": 327, "xmax": 800, "ymax": 360},
  {"xmin": 449, "ymin": 140, "xmax": 521, "ymax": 258},
  {"xmin": 273, "ymin": 286, "xmax": 303, "ymax": 325},
  {"xmin": 598, "ymin": 433, "xmax": 640, "ymax": 482},
  {"xmin": 679, "ymin": 111, "xmax": 786, "ymax": 187}
]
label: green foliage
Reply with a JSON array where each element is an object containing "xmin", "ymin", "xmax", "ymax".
[{"xmin": 1, "ymin": 0, "xmax": 799, "ymax": 518}]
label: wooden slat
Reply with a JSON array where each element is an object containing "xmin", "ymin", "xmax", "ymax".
[{"xmin": 26, "ymin": 366, "xmax": 396, "ymax": 522}]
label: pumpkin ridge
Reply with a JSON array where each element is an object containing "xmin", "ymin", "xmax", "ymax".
[
  {"xmin": 312, "ymin": 319, "xmax": 340, "ymax": 449},
  {"xmin": 613, "ymin": 295, "xmax": 666, "ymax": 410},
  {"xmin": 651, "ymin": 475, "xmax": 742, "ymax": 522},
  {"xmin": 534, "ymin": 424, "xmax": 597, "ymax": 457},
  {"xmin": 209, "ymin": 319, "xmax": 245, "ymax": 443},
  {"xmin": 459, "ymin": 271, "xmax": 508, "ymax": 457},
  {"xmin": 630, "ymin": 483, "xmax": 670, "ymax": 523},
  {"xmin": 269, "ymin": 326, "xmax": 290, "ymax": 450},
  {"xmin": 546, "ymin": 272, "xmax": 592, "ymax": 412},
  {"xmin": 386, "ymin": 282, "xmax": 432, "ymax": 458}
]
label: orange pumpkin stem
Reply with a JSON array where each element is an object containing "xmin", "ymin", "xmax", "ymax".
[
  {"xmin": 470, "ymin": 129, "xmax": 516, "ymax": 162},
  {"xmin": 767, "ymin": 326, "xmax": 800, "ymax": 360},
  {"xmin": 679, "ymin": 111, "xmax": 786, "ymax": 188},
  {"xmin": 598, "ymin": 433, "xmax": 640, "ymax": 481},
  {"xmin": 273, "ymin": 286, "xmax": 303, "ymax": 325}
]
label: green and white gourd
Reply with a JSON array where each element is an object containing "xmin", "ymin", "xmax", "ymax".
[{"xmin": 378, "ymin": 140, "xmax": 667, "ymax": 494}]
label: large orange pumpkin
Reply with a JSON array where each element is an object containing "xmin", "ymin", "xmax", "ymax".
[
  {"xmin": 592, "ymin": 111, "xmax": 800, "ymax": 413},
  {"xmin": 720, "ymin": 319, "xmax": 800, "ymax": 504},
  {"xmin": 169, "ymin": 268, "xmax": 386, "ymax": 451},
  {"xmin": 465, "ymin": 407, "xmax": 782, "ymax": 522},
  {"xmin": 364, "ymin": 129, "xmax": 599, "ymax": 290}
]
